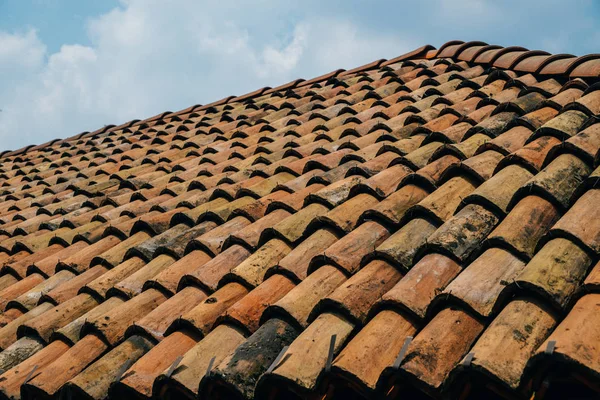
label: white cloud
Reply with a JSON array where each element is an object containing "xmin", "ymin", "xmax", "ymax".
[
  {"xmin": 0, "ymin": 29, "xmax": 46, "ymax": 72},
  {"xmin": 0, "ymin": 1, "xmax": 415, "ymax": 151},
  {"xmin": 261, "ymin": 23, "xmax": 309, "ymax": 77}
]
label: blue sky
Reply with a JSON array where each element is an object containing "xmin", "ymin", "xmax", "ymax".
[{"xmin": 1, "ymin": 0, "xmax": 599, "ymax": 151}]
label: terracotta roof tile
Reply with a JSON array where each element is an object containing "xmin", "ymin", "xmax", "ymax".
[
  {"xmin": 54, "ymin": 296, "xmax": 124, "ymax": 345},
  {"xmin": 441, "ymin": 248, "xmax": 527, "ymax": 317},
  {"xmin": 203, "ymin": 317, "xmax": 299, "ymax": 399},
  {"xmin": 328, "ymin": 309, "xmax": 418, "ymax": 397},
  {"xmin": 111, "ymin": 330, "xmax": 200, "ymax": 399},
  {"xmin": 0, "ymin": 339, "xmax": 70, "ymax": 399},
  {"xmin": 110, "ymin": 254, "xmax": 175, "ymax": 298},
  {"xmin": 549, "ymin": 188, "xmax": 600, "ymax": 254},
  {"xmin": 388, "ymin": 307, "xmax": 485, "ymax": 396},
  {"xmin": 487, "ymin": 195, "xmax": 561, "ymax": 260},
  {"xmin": 0, "ymin": 40, "xmax": 599, "ymax": 399},
  {"xmin": 456, "ymin": 298, "xmax": 558, "ymax": 397},
  {"xmin": 158, "ymin": 325, "xmax": 243, "ymax": 398},
  {"xmin": 22, "ymin": 333, "xmax": 108, "ymax": 399},
  {"xmin": 84, "ymin": 289, "xmax": 167, "ymax": 345},
  {"xmin": 258, "ymin": 312, "xmax": 354, "ymax": 397},
  {"xmin": 311, "ymin": 221, "xmax": 389, "ymax": 275},
  {"xmin": 64, "ymin": 335, "xmax": 153, "ymax": 399},
  {"xmin": 172, "ymin": 282, "xmax": 248, "ymax": 337},
  {"xmin": 530, "ymin": 293, "xmax": 600, "ymax": 392}
]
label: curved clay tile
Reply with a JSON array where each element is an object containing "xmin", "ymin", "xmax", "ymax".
[
  {"xmin": 533, "ymin": 110, "xmax": 588, "ymax": 141},
  {"xmin": 540, "ymin": 54, "xmax": 600, "ymax": 76},
  {"xmin": 513, "ymin": 54, "xmax": 553, "ymax": 73},
  {"xmin": 130, "ymin": 287, "xmax": 207, "ymax": 341},
  {"xmin": 458, "ymin": 298, "xmax": 558, "ymax": 396},
  {"xmin": 203, "ymin": 318, "xmax": 300, "ymax": 399},
  {"xmin": 0, "ymin": 339, "xmax": 70, "ymax": 399},
  {"xmin": 83, "ymin": 289, "xmax": 168, "ymax": 346},
  {"xmin": 221, "ymin": 274, "xmax": 295, "ymax": 335},
  {"xmin": 230, "ymin": 87, "xmax": 272, "ymax": 104},
  {"xmin": 143, "ymin": 111, "xmax": 174, "ymax": 125},
  {"xmin": 474, "ymin": 46, "xmax": 528, "ymax": 65},
  {"xmin": 568, "ymin": 55, "xmax": 600, "ymax": 78},
  {"xmin": 173, "ymin": 104, "xmax": 203, "ymax": 117},
  {"xmin": 111, "ymin": 330, "xmax": 200, "ymax": 399},
  {"xmin": 265, "ymin": 264, "xmax": 345, "ymax": 330},
  {"xmin": 423, "ymin": 203, "xmax": 499, "ymax": 263},
  {"xmin": 359, "ymin": 184, "xmax": 429, "ymax": 227},
  {"xmin": 392, "ymin": 308, "xmax": 484, "ymax": 396},
  {"xmin": 548, "ymin": 188, "xmax": 600, "ymax": 254},
  {"xmin": 169, "ymin": 283, "xmax": 248, "ymax": 338},
  {"xmin": 297, "ymin": 69, "xmax": 346, "ymax": 88},
  {"xmin": 371, "ymin": 218, "xmax": 437, "ymax": 272},
  {"xmin": 63, "ymin": 335, "xmax": 153, "ymax": 400},
  {"xmin": 263, "ymin": 79, "xmax": 305, "ymax": 95},
  {"xmin": 381, "ymin": 44, "xmax": 436, "ymax": 67},
  {"xmin": 515, "ymin": 106, "xmax": 559, "ymax": 132},
  {"xmin": 515, "ymin": 238, "xmax": 592, "ymax": 309},
  {"xmin": 512, "ymin": 153, "xmax": 591, "ymax": 211},
  {"xmin": 258, "ymin": 312, "xmax": 354, "ymax": 398},
  {"xmin": 433, "ymin": 40, "xmax": 465, "ymax": 58},
  {"xmin": 548, "ymin": 123, "xmax": 600, "ymax": 167},
  {"xmin": 487, "ymin": 195, "xmax": 560, "ymax": 260},
  {"xmin": 456, "ymin": 43, "xmax": 496, "ymax": 62},
  {"xmin": 464, "ymin": 163, "xmax": 533, "ymax": 216},
  {"xmin": 327, "ymin": 309, "xmax": 418, "ymax": 398},
  {"xmin": 314, "ymin": 259, "xmax": 402, "ymax": 324},
  {"xmin": 497, "ymin": 135, "xmax": 562, "ymax": 174},
  {"xmin": 530, "ymin": 293, "xmax": 600, "ymax": 392},
  {"xmin": 494, "ymin": 50, "xmax": 550, "ymax": 70},
  {"xmin": 531, "ymin": 53, "xmax": 576, "ymax": 74},
  {"xmin": 378, "ymin": 253, "xmax": 460, "ymax": 319},
  {"xmin": 21, "ymin": 331, "xmax": 107, "ymax": 399},
  {"xmin": 339, "ymin": 59, "xmax": 386, "ymax": 78},
  {"xmin": 493, "ymin": 50, "xmax": 529, "ymax": 69},
  {"xmin": 154, "ymin": 325, "xmax": 244, "ymax": 399},
  {"xmin": 567, "ymin": 90, "xmax": 600, "ymax": 116}
]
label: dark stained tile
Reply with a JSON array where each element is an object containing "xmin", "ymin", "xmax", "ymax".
[
  {"xmin": 203, "ymin": 318, "xmax": 300, "ymax": 400},
  {"xmin": 517, "ymin": 237, "xmax": 592, "ymax": 309},
  {"xmin": 456, "ymin": 298, "xmax": 557, "ymax": 397}
]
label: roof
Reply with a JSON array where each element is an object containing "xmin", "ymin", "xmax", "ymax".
[{"xmin": 0, "ymin": 39, "xmax": 599, "ymax": 400}]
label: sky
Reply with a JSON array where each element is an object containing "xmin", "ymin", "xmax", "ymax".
[{"xmin": 0, "ymin": 0, "xmax": 599, "ymax": 151}]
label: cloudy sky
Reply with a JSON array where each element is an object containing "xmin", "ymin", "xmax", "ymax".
[{"xmin": 1, "ymin": 0, "xmax": 599, "ymax": 151}]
